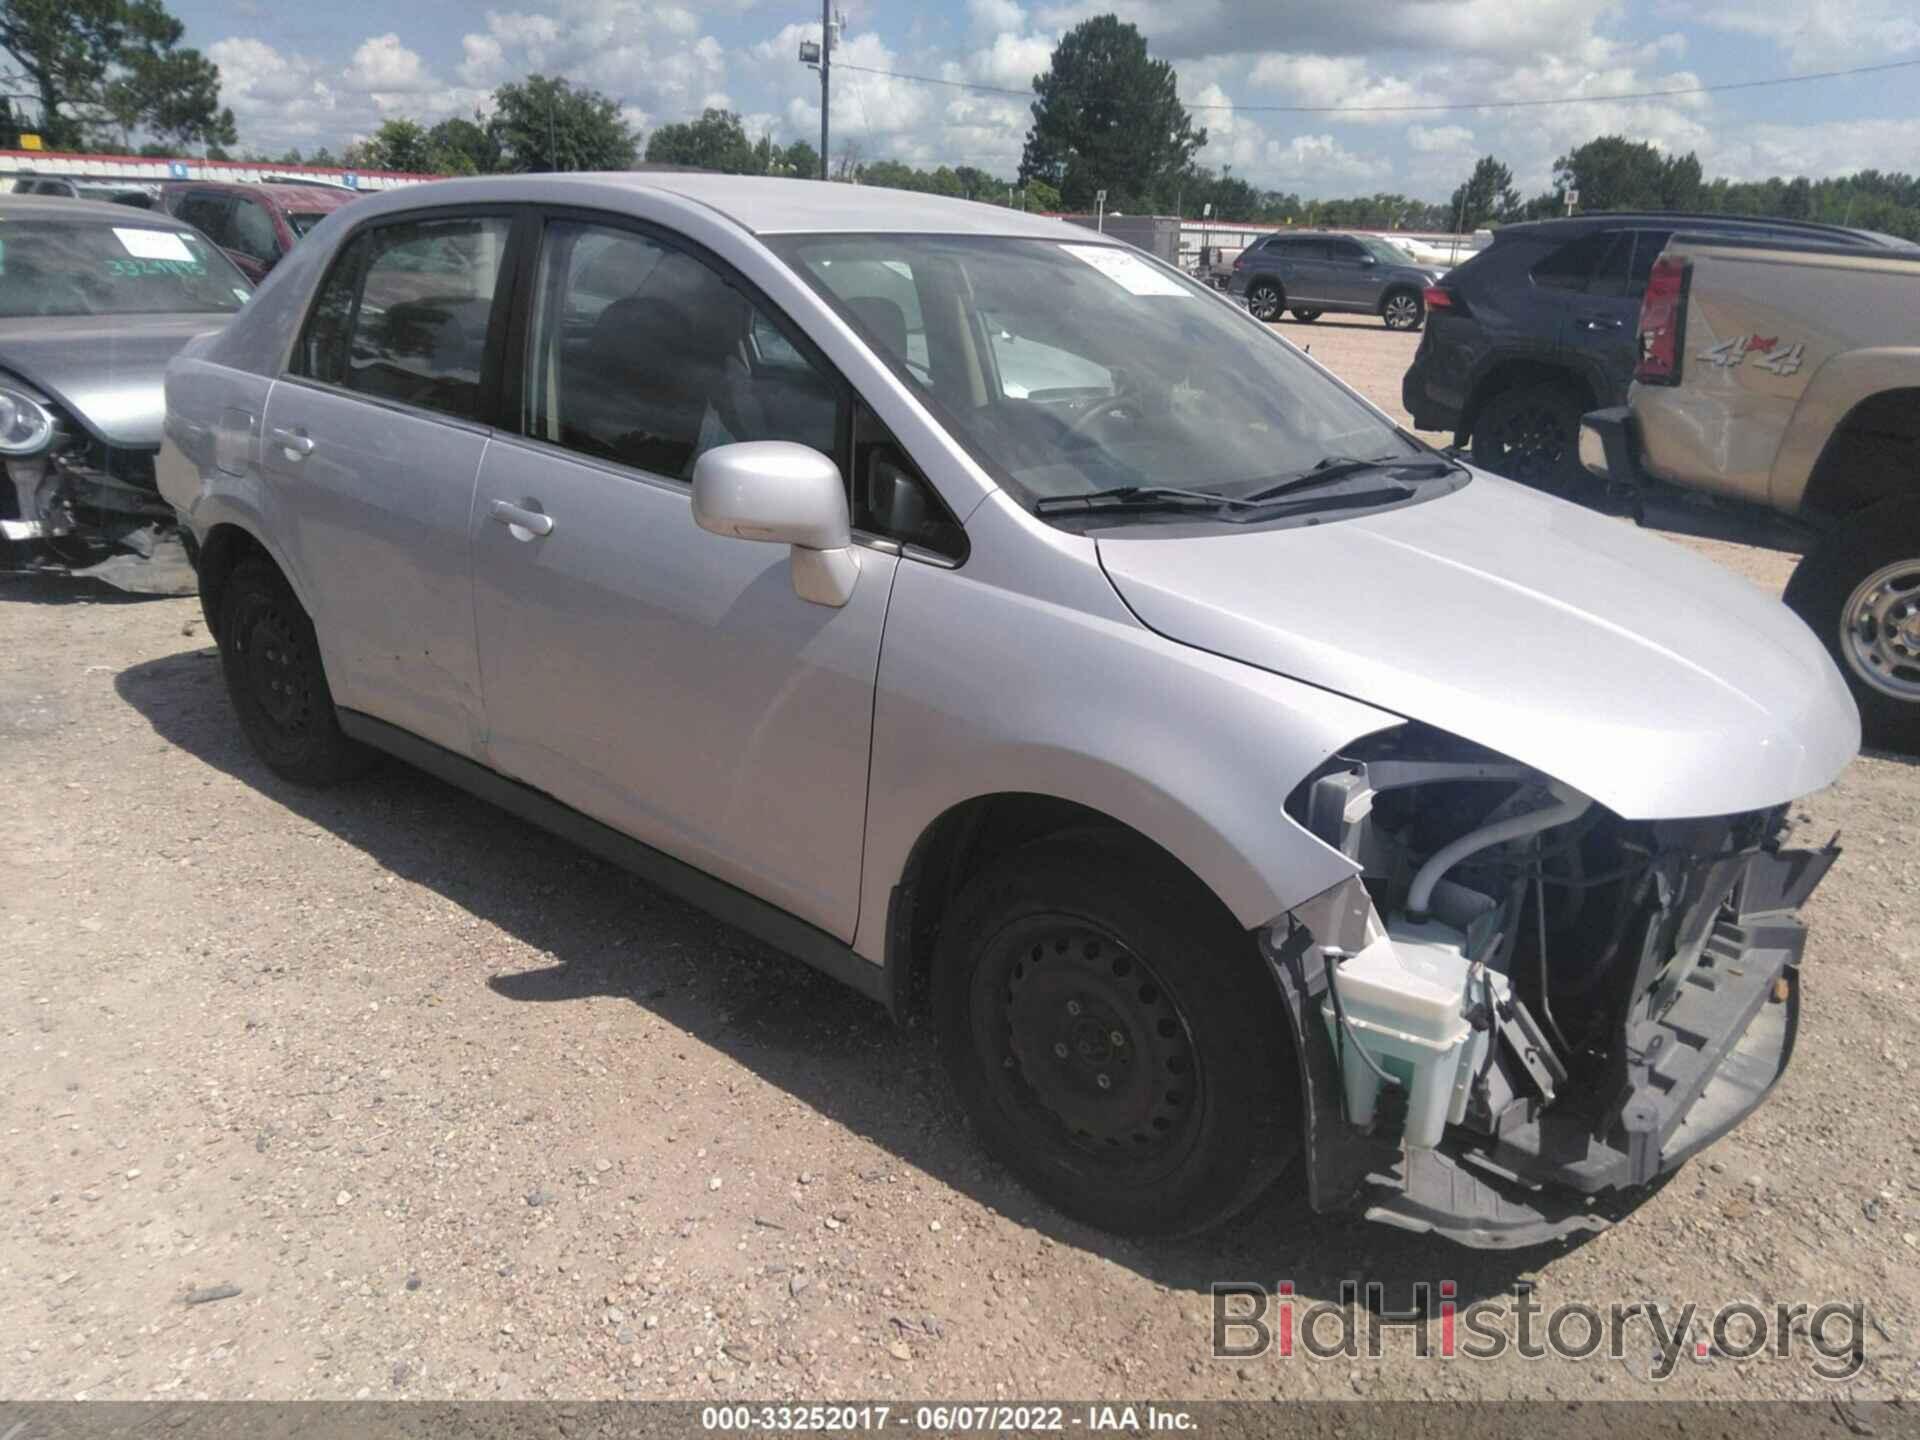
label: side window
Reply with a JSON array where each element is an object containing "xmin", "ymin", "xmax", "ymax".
[
  {"xmin": 177, "ymin": 193, "xmax": 233, "ymax": 247},
  {"xmin": 1627, "ymin": 230, "xmax": 1673, "ymax": 295},
  {"xmin": 295, "ymin": 214, "xmax": 511, "ymax": 421},
  {"xmin": 522, "ymin": 219, "xmax": 841, "ymax": 482},
  {"xmin": 229, "ymin": 199, "xmax": 279, "ymax": 263},
  {"xmin": 1327, "ymin": 238, "xmax": 1367, "ymax": 262},
  {"xmin": 1531, "ymin": 230, "xmax": 1618, "ymax": 292},
  {"xmin": 1583, "ymin": 232, "xmax": 1633, "ymax": 299}
]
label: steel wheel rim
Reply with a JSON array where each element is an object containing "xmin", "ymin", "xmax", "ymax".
[
  {"xmin": 1248, "ymin": 286, "xmax": 1280, "ymax": 321},
  {"xmin": 239, "ymin": 601, "xmax": 314, "ymax": 738},
  {"xmin": 1385, "ymin": 294, "xmax": 1419, "ymax": 328},
  {"xmin": 970, "ymin": 916, "xmax": 1204, "ymax": 1182},
  {"xmin": 1841, "ymin": 558, "xmax": 1920, "ymax": 702}
]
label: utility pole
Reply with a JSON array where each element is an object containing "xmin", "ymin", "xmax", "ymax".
[{"xmin": 819, "ymin": 0, "xmax": 831, "ymax": 180}]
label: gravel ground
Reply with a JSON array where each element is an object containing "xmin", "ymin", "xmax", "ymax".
[{"xmin": 2, "ymin": 321, "xmax": 1916, "ymax": 1404}]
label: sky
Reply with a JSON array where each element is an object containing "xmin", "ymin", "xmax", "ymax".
[{"xmin": 171, "ymin": 0, "xmax": 1920, "ymax": 200}]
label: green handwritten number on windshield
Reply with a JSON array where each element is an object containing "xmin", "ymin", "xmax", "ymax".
[{"xmin": 106, "ymin": 257, "xmax": 207, "ymax": 278}]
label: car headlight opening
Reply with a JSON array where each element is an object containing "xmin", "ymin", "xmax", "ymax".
[{"xmin": 0, "ymin": 385, "xmax": 56, "ymax": 456}]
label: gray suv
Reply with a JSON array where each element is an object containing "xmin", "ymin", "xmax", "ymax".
[
  {"xmin": 159, "ymin": 174, "xmax": 1853, "ymax": 1247},
  {"xmin": 1227, "ymin": 231, "xmax": 1442, "ymax": 329}
]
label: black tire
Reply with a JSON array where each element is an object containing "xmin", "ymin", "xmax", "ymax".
[
  {"xmin": 1290, "ymin": 308, "xmax": 1322, "ymax": 322},
  {"xmin": 932, "ymin": 832, "xmax": 1296, "ymax": 1236},
  {"xmin": 1381, "ymin": 287, "xmax": 1424, "ymax": 331},
  {"xmin": 1470, "ymin": 381, "xmax": 1595, "ymax": 501},
  {"xmin": 1784, "ymin": 501, "xmax": 1920, "ymax": 752},
  {"xmin": 1246, "ymin": 280, "xmax": 1284, "ymax": 323},
  {"xmin": 217, "ymin": 555, "xmax": 375, "ymax": 785}
]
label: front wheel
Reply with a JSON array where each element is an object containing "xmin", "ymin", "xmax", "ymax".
[
  {"xmin": 1290, "ymin": 308, "xmax": 1322, "ymax": 323},
  {"xmin": 1381, "ymin": 289, "xmax": 1424, "ymax": 331},
  {"xmin": 1785, "ymin": 501, "xmax": 1920, "ymax": 752},
  {"xmin": 932, "ymin": 833, "xmax": 1296, "ymax": 1236},
  {"xmin": 1246, "ymin": 280, "xmax": 1284, "ymax": 323}
]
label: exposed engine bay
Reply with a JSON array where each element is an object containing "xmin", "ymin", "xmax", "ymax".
[{"xmin": 1272, "ymin": 723, "xmax": 1839, "ymax": 1247}]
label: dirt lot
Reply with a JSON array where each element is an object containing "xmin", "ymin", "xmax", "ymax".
[{"xmin": 3, "ymin": 320, "xmax": 1916, "ymax": 1404}]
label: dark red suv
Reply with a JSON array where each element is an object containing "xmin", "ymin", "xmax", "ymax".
[{"xmin": 158, "ymin": 180, "xmax": 361, "ymax": 284}]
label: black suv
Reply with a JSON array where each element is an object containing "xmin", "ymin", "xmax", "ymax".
[{"xmin": 1402, "ymin": 212, "xmax": 1903, "ymax": 497}]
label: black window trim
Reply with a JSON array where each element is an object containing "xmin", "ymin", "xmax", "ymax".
[
  {"xmin": 280, "ymin": 201, "xmax": 530, "ymax": 433},
  {"xmin": 495, "ymin": 202, "xmax": 968, "ymax": 565}
]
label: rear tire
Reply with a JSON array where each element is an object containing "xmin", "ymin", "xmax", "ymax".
[
  {"xmin": 217, "ymin": 555, "xmax": 375, "ymax": 785},
  {"xmin": 1246, "ymin": 280, "xmax": 1284, "ymax": 323},
  {"xmin": 932, "ymin": 832, "xmax": 1296, "ymax": 1236},
  {"xmin": 1290, "ymin": 308, "xmax": 1322, "ymax": 322},
  {"xmin": 1784, "ymin": 501, "xmax": 1920, "ymax": 753},
  {"xmin": 1471, "ymin": 381, "xmax": 1594, "ymax": 501}
]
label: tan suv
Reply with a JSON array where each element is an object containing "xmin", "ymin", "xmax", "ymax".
[{"xmin": 1582, "ymin": 228, "xmax": 1920, "ymax": 748}]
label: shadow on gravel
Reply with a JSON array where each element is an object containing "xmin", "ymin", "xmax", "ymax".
[
  {"xmin": 116, "ymin": 645, "xmax": 1578, "ymax": 1310},
  {"xmin": 0, "ymin": 568, "xmax": 173, "ymax": 606}
]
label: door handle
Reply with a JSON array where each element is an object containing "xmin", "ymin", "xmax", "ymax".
[
  {"xmin": 1576, "ymin": 316, "xmax": 1623, "ymax": 332},
  {"xmin": 490, "ymin": 499, "xmax": 555, "ymax": 539},
  {"xmin": 269, "ymin": 425, "xmax": 314, "ymax": 458}
]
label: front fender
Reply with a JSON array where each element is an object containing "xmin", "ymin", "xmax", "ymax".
[{"xmin": 850, "ymin": 534, "xmax": 1401, "ymax": 963}]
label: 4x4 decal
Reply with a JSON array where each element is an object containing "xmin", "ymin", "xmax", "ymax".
[{"xmin": 1699, "ymin": 334, "xmax": 1806, "ymax": 376}]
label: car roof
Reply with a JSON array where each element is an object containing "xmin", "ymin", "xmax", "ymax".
[
  {"xmin": 162, "ymin": 180, "xmax": 359, "ymax": 210},
  {"xmin": 334, "ymin": 171, "xmax": 1091, "ymax": 240},
  {"xmin": 0, "ymin": 194, "xmax": 199, "ymax": 227},
  {"xmin": 1495, "ymin": 211, "xmax": 1896, "ymax": 247}
]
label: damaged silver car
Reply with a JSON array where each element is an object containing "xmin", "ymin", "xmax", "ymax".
[
  {"xmin": 161, "ymin": 175, "xmax": 1857, "ymax": 1246},
  {"xmin": 0, "ymin": 196, "xmax": 250, "ymax": 593}
]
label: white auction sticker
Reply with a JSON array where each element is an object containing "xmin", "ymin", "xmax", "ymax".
[
  {"xmin": 114, "ymin": 227, "xmax": 195, "ymax": 262},
  {"xmin": 1059, "ymin": 243, "xmax": 1190, "ymax": 297}
]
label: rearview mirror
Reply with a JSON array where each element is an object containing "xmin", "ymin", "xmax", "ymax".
[{"xmin": 692, "ymin": 441, "xmax": 860, "ymax": 607}]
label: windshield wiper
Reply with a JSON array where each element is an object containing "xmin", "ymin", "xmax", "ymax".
[
  {"xmin": 1033, "ymin": 485, "xmax": 1255, "ymax": 516},
  {"xmin": 1241, "ymin": 454, "xmax": 1459, "ymax": 505}
]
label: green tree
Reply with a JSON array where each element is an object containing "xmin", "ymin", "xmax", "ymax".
[
  {"xmin": 643, "ymin": 107, "xmax": 760, "ymax": 172},
  {"xmin": 1551, "ymin": 135, "xmax": 1704, "ymax": 212},
  {"xmin": 774, "ymin": 138, "xmax": 819, "ymax": 178},
  {"xmin": 1019, "ymin": 14, "xmax": 1205, "ymax": 211},
  {"xmin": 426, "ymin": 114, "xmax": 498, "ymax": 175},
  {"xmin": 488, "ymin": 74, "xmax": 636, "ymax": 173},
  {"xmin": 1447, "ymin": 154, "xmax": 1520, "ymax": 229},
  {"xmin": 0, "ymin": 0, "xmax": 233, "ymax": 150},
  {"xmin": 356, "ymin": 116, "xmax": 433, "ymax": 173}
]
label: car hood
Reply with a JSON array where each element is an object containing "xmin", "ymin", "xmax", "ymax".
[
  {"xmin": 0, "ymin": 313, "xmax": 227, "ymax": 448},
  {"xmin": 1095, "ymin": 472, "xmax": 1859, "ymax": 820}
]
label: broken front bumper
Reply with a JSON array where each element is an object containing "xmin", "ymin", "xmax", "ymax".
[
  {"xmin": 1266, "ymin": 840, "xmax": 1837, "ymax": 1249},
  {"xmin": 1, "ymin": 445, "xmax": 195, "ymax": 595}
]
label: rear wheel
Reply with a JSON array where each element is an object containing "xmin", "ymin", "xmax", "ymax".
[
  {"xmin": 1290, "ymin": 308, "xmax": 1322, "ymax": 322},
  {"xmin": 1246, "ymin": 280, "xmax": 1284, "ymax": 323},
  {"xmin": 1471, "ymin": 381, "xmax": 1594, "ymax": 501},
  {"xmin": 1785, "ymin": 501, "xmax": 1920, "ymax": 752},
  {"xmin": 217, "ymin": 556, "xmax": 375, "ymax": 785},
  {"xmin": 1381, "ymin": 288, "xmax": 1424, "ymax": 331},
  {"xmin": 932, "ymin": 833, "xmax": 1295, "ymax": 1235}
]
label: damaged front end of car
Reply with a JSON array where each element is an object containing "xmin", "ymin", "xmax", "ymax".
[
  {"xmin": 1267, "ymin": 723, "xmax": 1839, "ymax": 1249},
  {"xmin": 0, "ymin": 378, "xmax": 194, "ymax": 595}
]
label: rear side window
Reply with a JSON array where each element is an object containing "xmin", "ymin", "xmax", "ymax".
[
  {"xmin": 229, "ymin": 199, "xmax": 278, "ymax": 262},
  {"xmin": 175, "ymin": 192, "xmax": 233, "ymax": 248},
  {"xmin": 1531, "ymin": 230, "xmax": 1624, "ymax": 292},
  {"xmin": 296, "ymin": 215, "xmax": 511, "ymax": 421}
]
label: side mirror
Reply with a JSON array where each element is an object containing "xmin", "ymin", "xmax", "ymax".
[
  {"xmin": 692, "ymin": 441, "xmax": 860, "ymax": 607},
  {"xmin": 1360, "ymin": 254, "xmax": 1378, "ymax": 266}
]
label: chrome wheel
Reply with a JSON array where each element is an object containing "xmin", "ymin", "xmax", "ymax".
[
  {"xmin": 1247, "ymin": 283, "xmax": 1282, "ymax": 322},
  {"xmin": 1841, "ymin": 558, "xmax": 1920, "ymax": 702},
  {"xmin": 1383, "ymin": 292, "xmax": 1422, "ymax": 330}
]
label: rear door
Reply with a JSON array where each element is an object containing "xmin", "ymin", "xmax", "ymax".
[
  {"xmin": 1533, "ymin": 227, "xmax": 1644, "ymax": 405},
  {"xmin": 262, "ymin": 207, "xmax": 519, "ymax": 758},
  {"xmin": 1280, "ymin": 239, "xmax": 1328, "ymax": 302}
]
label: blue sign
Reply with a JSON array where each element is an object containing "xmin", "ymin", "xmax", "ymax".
[
  {"xmin": 168, "ymin": 160, "xmax": 189, "ymax": 178},
  {"xmin": 342, "ymin": 172, "xmax": 359, "ymax": 189}
]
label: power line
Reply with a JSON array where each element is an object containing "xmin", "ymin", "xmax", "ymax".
[{"xmin": 833, "ymin": 55, "xmax": 1920, "ymax": 115}]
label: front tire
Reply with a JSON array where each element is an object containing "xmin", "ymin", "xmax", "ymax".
[
  {"xmin": 1785, "ymin": 501, "xmax": 1920, "ymax": 752},
  {"xmin": 1381, "ymin": 288, "xmax": 1424, "ymax": 331},
  {"xmin": 1471, "ymin": 381, "xmax": 1594, "ymax": 501},
  {"xmin": 932, "ymin": 833, "xmax": 1295, "ymax": 1236},
  {"xmin": 217, "ymin": 555, "xmax": 375, "ymax": 785},
  {"xmin": 1290, "ymin": 308, "xmax": 1322, "ymax": 323},
  {"xmin": 1246, "ymin": 280, "xmax": 1284, "ymax": 323}
]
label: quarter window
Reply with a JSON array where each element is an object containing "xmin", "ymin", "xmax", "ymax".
[
  {"xmin": 296, "ymin": 215, "xmax": 511, "ymax": 422},
  {"xmin": 520, "ymin": 219, "xmax": 840, "ymax": 482},
  {"xmin": 1532, "ymin": 230, "xmax": 1629, "ymax": 293}
]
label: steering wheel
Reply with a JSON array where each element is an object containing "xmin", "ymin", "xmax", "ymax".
[{"xmin": 1064, "ymin": 391, "xmax": 1140, "ymax": 439}]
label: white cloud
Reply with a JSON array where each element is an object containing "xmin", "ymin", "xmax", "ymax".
[
  {"xmin": 1690, "ymin": 0, "xmax": 1920, "ymax": 67},
  {"xmin": 968, "ymin": 0, "xmax": 1028, "ymax": 41},
  {"xmin": 1406, "ymin": 123, "xmax": 1474, "ymax": 154},
  {"xmin": 343, "ymin": 34, "xmax": 437, "ymax": 96}
]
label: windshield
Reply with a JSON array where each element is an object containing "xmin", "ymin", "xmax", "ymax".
[
  {"xmin": 0, "ymin": 221, "xmax": 249, "ymax": 318},
  {"xmin": 288, "ymin": 211, "xmax": 329, "ymax": 238},
  {"xmin": 771, "ymin": 234, "xmax": 1416, "ymax": 509}
]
